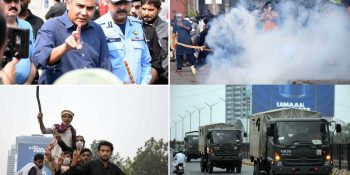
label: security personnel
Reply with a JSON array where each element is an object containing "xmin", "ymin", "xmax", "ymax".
[{"xmin": 95, "ymin": 0, "xmax": 152, "ymax": 85}]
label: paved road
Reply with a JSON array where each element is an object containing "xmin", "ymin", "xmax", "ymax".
[
  {"xmin": 170, "ymin": 158, "xmax": 254, "ymax": 175},
  {"xmin": 170, "ymin": 61, "xmax": 209, "ymax": 84}
]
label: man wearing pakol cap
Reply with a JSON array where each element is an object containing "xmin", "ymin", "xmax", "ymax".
[
  {"xmin": 37, "ymin": 110, "xmax": 77, "ymax": 162},
  {"xmin": 95, "ymin": 0, "xmax": 152, "ymax": 85}
]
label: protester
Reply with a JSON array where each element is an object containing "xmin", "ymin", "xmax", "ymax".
[
  {"xmin": 37, "ymin": 110, "xmax": 77, "ymax": 161},
  {"xmin": 172, "ymin": 13, "xmax": 196, "ymax": 75},
  {"xmin": 21, "ymin": 153, "xmax": 46, "ymax": 175},
  {"xmin": 66, "ymin": 140, "xmax": 125, "ymax": 175},
  {"xmin": 32, "ymin": 0, "xmax": 112, "ymax": 84},
  {"xmin": 194, "ymin": 18, "xmax": 210, "ymax": 65},
  {"xmin": 57, "ymin": 135, "xmax": 85, "ymax": 153},
  {"xmin": 261, "ymin": 1, "xmax": 278, "ymax": 31},
  {"xmin": 95, "ymin": 0, "xmax": 152, "ymax": 85},
  {"xmin": 55, "ymin": 151, "xmax": 73, "ymax": 174}
]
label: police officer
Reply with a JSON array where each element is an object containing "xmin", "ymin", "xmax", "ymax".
[{"xmin": 95, "ymin": 0, "xmax": 152, "ymax": 85}]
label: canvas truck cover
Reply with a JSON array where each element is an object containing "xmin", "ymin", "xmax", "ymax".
[
  {"xmin": 199, "ymin": 123, "xmax": 241, "ymax": 153},
  {"xmin": 249, "ymin": 108, "xmax": 321, "ymax": 160}
]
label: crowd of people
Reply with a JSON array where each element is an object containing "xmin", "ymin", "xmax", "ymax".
[
  {"xmin": 170, "ymin": 0, "xmax": 350, "ymax": 75},
  {"xmin": 17, "ymin": 109, "xmax": 124, "ymax": 175},
  {"xmin": 0, "ymin": 0, "xmax": 168, "ymax": 85},
  {"xmin": 170, "ymin": 10, "xmax": 213, "ymax": 75}
]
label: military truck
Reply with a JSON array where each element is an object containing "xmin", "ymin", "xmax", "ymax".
[
  {"xmin": 184, "ymin": 131, "xmax": 201, "ymax": 162},
  {"xmin": 199, "ymin": 123, "xmax": 245, "ymax": 173},
  {"xmin": 250, "ymin": 108, "xmax": 341, "ymax": 175}
]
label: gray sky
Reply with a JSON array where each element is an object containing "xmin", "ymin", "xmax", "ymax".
[
  {"xmin": 170, "ymin": 85, "xmax": 226, "ymax": 140},
  {"xmin": 0, "ymin": 86, "xmax": 168, "ymax": 175},
  {"xmin": 171, "ymin": 85, "xmax": 350, "ymax": 141}
]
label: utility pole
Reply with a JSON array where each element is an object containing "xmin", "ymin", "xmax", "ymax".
[
  {"xmin": 194, "ymin": 106, "xmax": 205, "ymax": 128},
  {"xmin": 186, "ymin": 110, "xmax": 195, "ymax": 131},
  {"xmin": 178, "ymin": 114, "xmax": 186, "ymax": 140},
  {"xmin": 171, "ymin": 120, "xmax": 178, "ymax": 141},
  {"xmin": 205, "ymin": 102, "xmax": 218, "ymax": 124}
]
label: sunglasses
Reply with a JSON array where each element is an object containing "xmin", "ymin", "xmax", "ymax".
[{"xmin": 3, "ymin": 0, "xmax": 20, "ymax": 3}]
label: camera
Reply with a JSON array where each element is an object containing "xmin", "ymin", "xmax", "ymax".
[
  {"xmin": 177, "ymin": 17, "xmax": 183, "ymax": 25},
  {"xmin": 1, "ymin": 27, "xmax": 30, "ymax": 67}
]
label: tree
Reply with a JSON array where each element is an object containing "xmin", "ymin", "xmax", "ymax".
[
  {"xmin": 334, "ymin": 123, "xmax": 350, "ymax": 144},
  {"xmin": 128, "ymin": 137, "xmax": 168, "ymax": 175}
]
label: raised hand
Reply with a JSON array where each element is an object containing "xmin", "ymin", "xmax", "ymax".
[
  {"xmin": 37, "ymin": 112, "xmax": 43, "ymax": 120},
  {"xmin": 65, "ymin": 24, "xmax": 82, "ymax": 50}
]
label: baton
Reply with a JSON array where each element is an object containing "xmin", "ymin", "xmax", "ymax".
[
  {"xmin": 36, "ymin": 86, "xmax": 42, "ymax": 113},
  {"xmin": 124, "ymin": 61, "xmax": 135, "ymax": 84}
]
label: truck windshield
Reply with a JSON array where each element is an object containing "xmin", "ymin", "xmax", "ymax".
[
  {"xmin": 276, "ymin": 121, "xmax": 329, "ymax": 145},
  {"xmin": 187, "ymin": 136, "xmax": 198, "ymax": 145},
  {"xmin": 211, "ymin": 130, "xmax": 241, "ymax": 144}
]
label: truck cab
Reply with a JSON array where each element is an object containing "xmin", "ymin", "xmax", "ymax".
[
  {"xmin": 266, "ymin": 118, "xmax": 333, "ymax": 175},
  {"xmin": 184, "ymin": 131, "xmax": 200, "ymax": 162},
  {"xmin": 199, "ymin": 123, "xmax": 246, "ymax": 173},
  {"xmin": 249, "ymin": 108, "xmax": 342, "ymax": 175}
]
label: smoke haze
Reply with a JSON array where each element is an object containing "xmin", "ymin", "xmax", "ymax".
[{"xmin": 204, "ymin": 0, "xmax": 350, "ymax": 83}]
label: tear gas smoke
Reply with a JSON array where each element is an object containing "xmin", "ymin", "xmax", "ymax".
[{"xmin": 204, "ymin": 0, "xmax": 350, "ymax": 84}]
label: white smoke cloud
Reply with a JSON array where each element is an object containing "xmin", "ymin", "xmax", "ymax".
[{"xmin": 204, "ymin": 0, "xmax": 350, "ymax": 84}]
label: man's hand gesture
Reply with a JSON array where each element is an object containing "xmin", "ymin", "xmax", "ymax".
[{"xmin": 65, "ymin": 24, "xmax": 82, "ymax": 50}]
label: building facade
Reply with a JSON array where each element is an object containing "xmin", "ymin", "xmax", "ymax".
[
  {"xmin": 7, "ymin": 135, "xmax": 52, "ymax": 175},
  {"xmin": 225, "ymin": 85, "xmax": 252, "ymax": 131}
]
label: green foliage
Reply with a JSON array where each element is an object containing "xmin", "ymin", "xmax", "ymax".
[
  {"xmin": 90, "ymin": 140, "xmax": 99, "ymax": 160},
  {"xmin": 127, "ymin": 137, "xmax": 168, "ymax": 175}
]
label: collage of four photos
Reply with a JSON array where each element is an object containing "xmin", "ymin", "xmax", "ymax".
[{"xmin": 1, "ymin": 0, "xmax": 350, "ymax": 174}]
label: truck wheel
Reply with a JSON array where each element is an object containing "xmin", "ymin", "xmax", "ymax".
[
  {"xmin": 208, "ymin": 161, "xmax": 213, "ymax": 173},
  {"xmin": 236, "ymin": 163, "xmax": 242, "ymax": 173},
  {"xmin": 226, "ymin": 168, "xmax": 230, "ymax": 173},
  {"xmin": 200, "ymin": 159, "xmax": 205, "ymax": 172},
  {"xmin": 254, "ymin": 162, "xmax": 260, "ymax": 175}
]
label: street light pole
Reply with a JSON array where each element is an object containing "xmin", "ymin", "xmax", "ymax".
[
  {"xmin": 186, "ymin": 110, "xmax": 195, "ymax": 132},
  {"xmin": 194, "ymin": 106, "xmax": 205, "ymax": 128},
  {"xmin": 178, "ymin": 114, "xmax": 186, "ymax": 140},
  {"xmin": 205, "ymin": 102, "xmax": 218, "ymax": 124},
  {"xmin": 219, "ymin": 97, "xmax": 225, "ymax": 103},
  {"xmin": 171, "ymin": 120, "xmax": 178, "ymax": 141}
]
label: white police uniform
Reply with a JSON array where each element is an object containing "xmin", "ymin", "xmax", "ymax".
[{"xmin": 95, "ymin": 9, "xmax": 152, "ymax": 85}]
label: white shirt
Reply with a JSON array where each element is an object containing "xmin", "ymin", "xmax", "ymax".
[{"xmin": 174, "ymin": 152, "xmax": 186, "ymax": 165}]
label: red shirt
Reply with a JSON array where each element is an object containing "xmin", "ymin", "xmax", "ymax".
[{"xmin": 99, "ymin": 0, "xmax": 109, "ymax": 16}]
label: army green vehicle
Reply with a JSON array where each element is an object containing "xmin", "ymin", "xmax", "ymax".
[
  {"xmin": 199, "ymin": 123, "xmax": 246, "ymax": 173},
  {"xmin": 250, "ymin": 108, "xmax": 341, "ymax": 175},
  {"xmin": 184, "ymin": 131, "xmax": 201, "ymax": 162}
]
